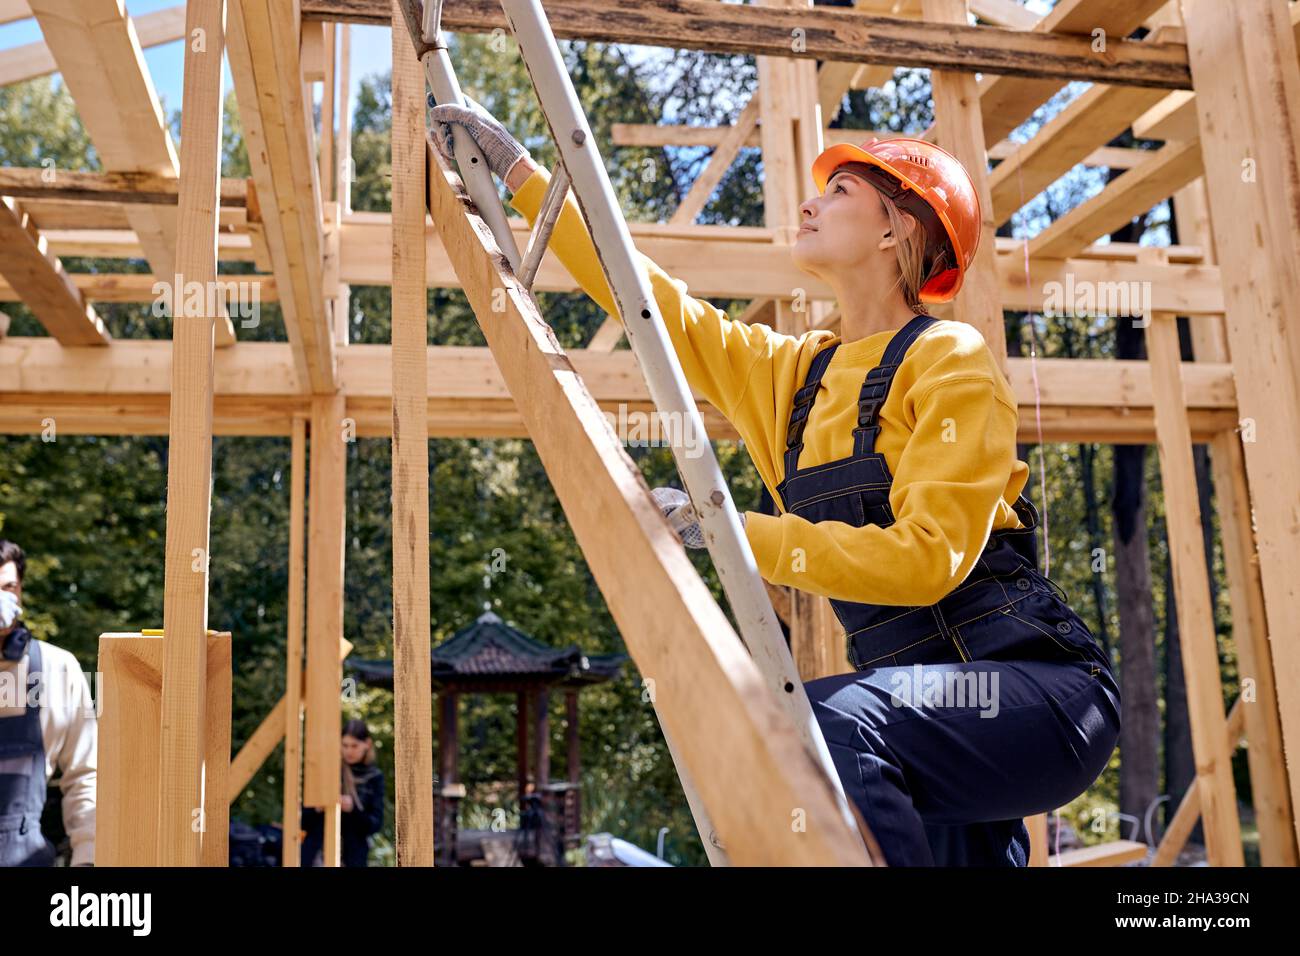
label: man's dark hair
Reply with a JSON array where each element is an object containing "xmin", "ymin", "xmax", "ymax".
[{"xmin": 0, "ymin": 539, "xmax": 25, "ymax": 584}]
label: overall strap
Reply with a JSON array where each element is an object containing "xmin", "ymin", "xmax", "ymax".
[
  {"xmin": 782, "ymin": 343, "xmax": 840, "ymax": 480},
  {"xmin": 853, "ymin": 313, "xmax": 939, "ymax": 456}
]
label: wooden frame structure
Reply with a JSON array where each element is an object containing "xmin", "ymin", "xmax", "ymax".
[{"xmin": 2, "ymin": 0, "xmax": 1298, "ymax": 866}]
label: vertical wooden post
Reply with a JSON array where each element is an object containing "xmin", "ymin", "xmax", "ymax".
[
  {"xmin": 201, "ymin": 633, "xmax": 232, "ymax": 866},
  {"xmin": 99, "ymin": 633, "xmax": 230, "ymax": 867},
  {"xmin": 283, "ymin": 415, "xmax": 308, "ymax": 866},
  {"xmin": 304, "ymin": 394, "xmax": 346, "ymax": 866},
  {"xmin": 158, "ymin": 0, "xmax": 226, "ymax": 867},
  {"xmin": 922, "ymin": 0, "xmax": 1007, "ymax": 368},
  {"xmin": 98, "ymin": 635, "xmax": 164, "ymax": 866},
  {"xmin": 318, "ymin": 22, "xmax": 336, "ymax": 205},
  {"xmin": 391, "ymin": 0, "xmax": 436, "ymax": 867},
  {"xmin": 565, "ymin": 689, "xmax": 580, "ymax": 838},
  {"xmin": 758, "ymin": 0, "xmax": 841, "ymax": 679},
  {"xmin": 1182, "ymin": 0, "xmax": 1300, "ymax": 849},
  {"xmin": 338, "ymin": 24, "xmax": 353, "ymax": 216},
  {"xmin": 516, "ymin": 691, "xmax": 529, "ymax": 803},
  {"xmin": 437, "ymin": 691, "xmax": 459, "ymax": 860},
  {"xmin": 533, "ymin": 689, "xmax": 550, "ymax": 790},
  {"xmin": 1144, "ymin": 249, "xmax": 1244, "ymax": 866},
  {"xmin": 1172, "ymin": 181, "xmax": 1297, "ymax": 865}
]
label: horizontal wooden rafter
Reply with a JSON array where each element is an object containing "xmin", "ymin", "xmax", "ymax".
[
  {"xmin": 336, "ymin": 212, "xmax": 1225, "ymax": 313},
  {"xmin": 0, "ymin": 272, "xmax": 277, "ymax": 303},
  {"xmin": 0, "ymin": 168, "xmax": 248, "ymax": 206},
  {"xmin": 0, "ymin": 339, "xmax": 1239, "ymax": 441},
  {"xmin": 303, "ymin": 0, "xmax": 1192, "ymax": 88}
]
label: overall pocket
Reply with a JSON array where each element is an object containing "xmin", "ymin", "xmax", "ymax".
[{"xmin": 1004, "ymin": 584, "xmax": 1106, "ymax": 669}]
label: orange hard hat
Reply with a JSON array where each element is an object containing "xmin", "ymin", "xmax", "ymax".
[{"xmin": 811, "ymin": 137, "xmax": 981, "ymax": 303}]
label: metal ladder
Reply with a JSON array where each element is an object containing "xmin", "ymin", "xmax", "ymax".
[{"xmin": 397, "ymin": 0, "xmax": 867, "ymax": 864}]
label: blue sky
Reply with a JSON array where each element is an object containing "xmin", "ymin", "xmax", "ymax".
[
  {"xmin": 0, "ymin": 0, "xmax": 1058, "ymax": 121},
  {"xmin": 0, "ymin": 2, "xmax": 393, "ymax": 125}
]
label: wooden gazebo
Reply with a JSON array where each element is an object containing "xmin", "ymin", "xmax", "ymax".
[{"xmin": 349, "ymin": 610, "xmax": 626, "ymax": 865}]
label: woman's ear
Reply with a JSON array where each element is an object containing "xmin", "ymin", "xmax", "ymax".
[{"xmin": 878, "ymin": 228, "xmax": 897, "ymax": 252}]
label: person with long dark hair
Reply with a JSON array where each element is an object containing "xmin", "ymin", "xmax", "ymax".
[{"xmin": 301, "ymin": 719, "xmax": 385, "ymax": 867}]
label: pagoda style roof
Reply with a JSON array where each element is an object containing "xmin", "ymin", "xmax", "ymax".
[{"xmin": 347, "ymin": 610, "xmax": 627, "ymax": 692}]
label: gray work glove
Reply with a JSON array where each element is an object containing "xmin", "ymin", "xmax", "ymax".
[
  {"xmin": 652, "ymin": 486, "xmax": 749, "ymax": 550},
  {"xmin": 0, "ymin": 589, "xmax": 21, "ymax": 630},
  {"xmin": 427, "ymin": 93, "xmax": 529, "ymax": 181}
]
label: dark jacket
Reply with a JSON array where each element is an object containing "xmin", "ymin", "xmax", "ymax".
[{"xmin": 301, "ymin": 763, "xmax": 386, "ymax": 867}]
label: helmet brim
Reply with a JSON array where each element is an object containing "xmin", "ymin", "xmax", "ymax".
[{"xmin": 811, "ymin": 142, "xmax": 968, "ymax": 302}]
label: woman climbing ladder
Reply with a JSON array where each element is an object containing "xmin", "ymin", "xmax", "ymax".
[{"xmin": 428, "ymin": 98, "xmax": 1121, "ymax": 867}]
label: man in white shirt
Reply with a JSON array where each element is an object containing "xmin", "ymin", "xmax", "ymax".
[{"xmin": 0, "ymin": 539, "xmax": 96, "ymax": 866}]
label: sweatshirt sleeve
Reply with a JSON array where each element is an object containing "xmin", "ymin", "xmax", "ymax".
[
  {"xmin": 55, "ymin": 661, "xmax": 97, "ymax": 866},
  {"xmin": 743, "ymin": 373, "xmax": 1021, "ymax": 607},
  {"xmin": 507, "ymin": 166, "xmax": 800, "ymax": 423}
]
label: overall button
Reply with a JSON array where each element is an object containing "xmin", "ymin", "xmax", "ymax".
[
  {"xmin": 1056, "ymin": 621, "xmax": 1073, "ymax": 634},
  {"xmin": 1016, "ymin": 578, "xmax": 1032, "ymax": 591}
]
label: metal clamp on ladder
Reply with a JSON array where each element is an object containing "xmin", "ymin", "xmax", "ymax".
[{"xmin": 397, "ymin": 0, "xmax": 869, "ymax": 860}]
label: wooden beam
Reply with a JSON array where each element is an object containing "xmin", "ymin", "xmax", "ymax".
[
  {"xmin": 155, "ymin": 0, "xmax": 226, "ymax": 868},
  {"xmin": 969, "ymin": 0, "xmax": 1172, "ymax": 145},
  {"xmin": 201, "ymin": 634, "xmax": 232, "ymax": 867},
  {"xmin": 228, "ymin": 635, "xmax": 350, "ymax": 803},
  {"xmin": 282, "ymin": 415, "xmax": 307, "ymax": 867},
  {"xmin": 615, "ymin": 122, "xmax": 1153, "ymax": 171},
  {"xmin": 987, "ymin": 84, "xmax": 1168, "ymax": 224},
  {"xmin": 425, "ymin": 149, "xmax": 870, "ymax": 864},
  {"xmin": 96, "ymin": 632, "xmax": 231, "ymax": 866},
  {"xmin": 0, "ymin": 167, "xmax": 247, "ymax": 206},
  {"xmin": 1173, "ymin": 178, "xmax": 1299, "ymax": 866},
  {"xmin": 305, "ymin": 0, "xmax": 1190, "ymax": 88},
  {"xmin": 1145, "ymin": 270, "xmax": 1244, "ymax": 866},
  {"xmin": 0, "ymin": 197, "xmax": 109, "ymax": 345},
  {"xmin": 26, "ymin": 0, "xmax": 236, "ymax": 346},
  {"xmin": 670, "ymin": 98, "xmax": 758, "ymax": 226},
  {"xmin": 228, "ymin": 0, "xmax": 335, "ymax": 390},
  {"xmin": 0, "ymin": 272, "xmax": 276, "ymax": 304},
  {"xmin": 924, "ymin": 0, "xmax": 1005, "ymax": 366},
  {"xmin": 339, "ymin": 213, "xmax": 1226, "ymax": 312},
  {"xmin": 303, "ymin": 395, "xmax": 346, "ymax": 820},
  {"xmin": 969, "ymin": 0, "xmax": 1036, "ymax": 30},
  {"xmin": 0, "ymin": 337, "xmax": 1239, "ymax": 410},
  {"xmin": 0, "ymin": 5, "xmax": 185, "ymax": 88},
  {"xmin": 390, "ymin": 1, "xmax": 435, "ymax": 867},
  {"xmin": 1027, "ymin": 139, "xmax": 1202, "ymax": 258},
  {"xmin": 1184, "ymin": 0, "xmax": 1300, "ymax": 851},
  {"xmin": 0, "ymin": 0, "xmax": 30, "ymax": 27},
  {"xmin": 96, "ymin": 634, "xmax": 164, "ymax": 866}
]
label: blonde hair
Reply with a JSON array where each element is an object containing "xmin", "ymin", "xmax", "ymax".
[{"xmin": 878, "ymin": 192, "xmax": 950, "ymax": 315}]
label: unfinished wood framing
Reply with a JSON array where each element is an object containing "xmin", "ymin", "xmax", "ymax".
[
  {"xmin": 154, "ymin": 0, "xmax": 226, "ymax": 868},
  {"xmin": 97, "ymin": 631, "xmax": 231, "ymax": 867},
  {"xmin": 304, "ymin": 395, "xmax": 347, "ymax": 832},
  {"xmin": 389, "ymin": 2, "xmax": 435, "ymax": 867},
  {"xmin": 2, "ymin": 0, "xmax": 1297, "ymax": 868}
]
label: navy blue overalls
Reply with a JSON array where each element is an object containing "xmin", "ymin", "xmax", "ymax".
[
  {"xmin": 0, "ymin": 639, "xmax": 56, "ymax": 867},
  {"xmin": 776, "ymin": 314, "xmax": 1121, "ymax": 866}
]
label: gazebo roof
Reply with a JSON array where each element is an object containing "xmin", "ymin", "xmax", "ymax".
[{"xmin": 347, "ymin": 610, "xmax": 628, "ymax": 691}]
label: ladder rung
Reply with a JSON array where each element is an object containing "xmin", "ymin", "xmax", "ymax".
[{"xmin": 517, "ymin": 161, "xmax": 571, "ymax": 289}]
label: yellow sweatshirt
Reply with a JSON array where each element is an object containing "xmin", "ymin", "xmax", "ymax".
[{"xmin": 508, "ymin": 167, "xmax": 1030, "ymax": 607}]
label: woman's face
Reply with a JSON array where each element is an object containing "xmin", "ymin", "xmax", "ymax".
[
  {"xmin": 792, "ymin": 165, "xmax": 896, "ymax": 284},
  {"xmin": 341, "ymin": 734, "xmax": 370, "ymax": 765}
]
